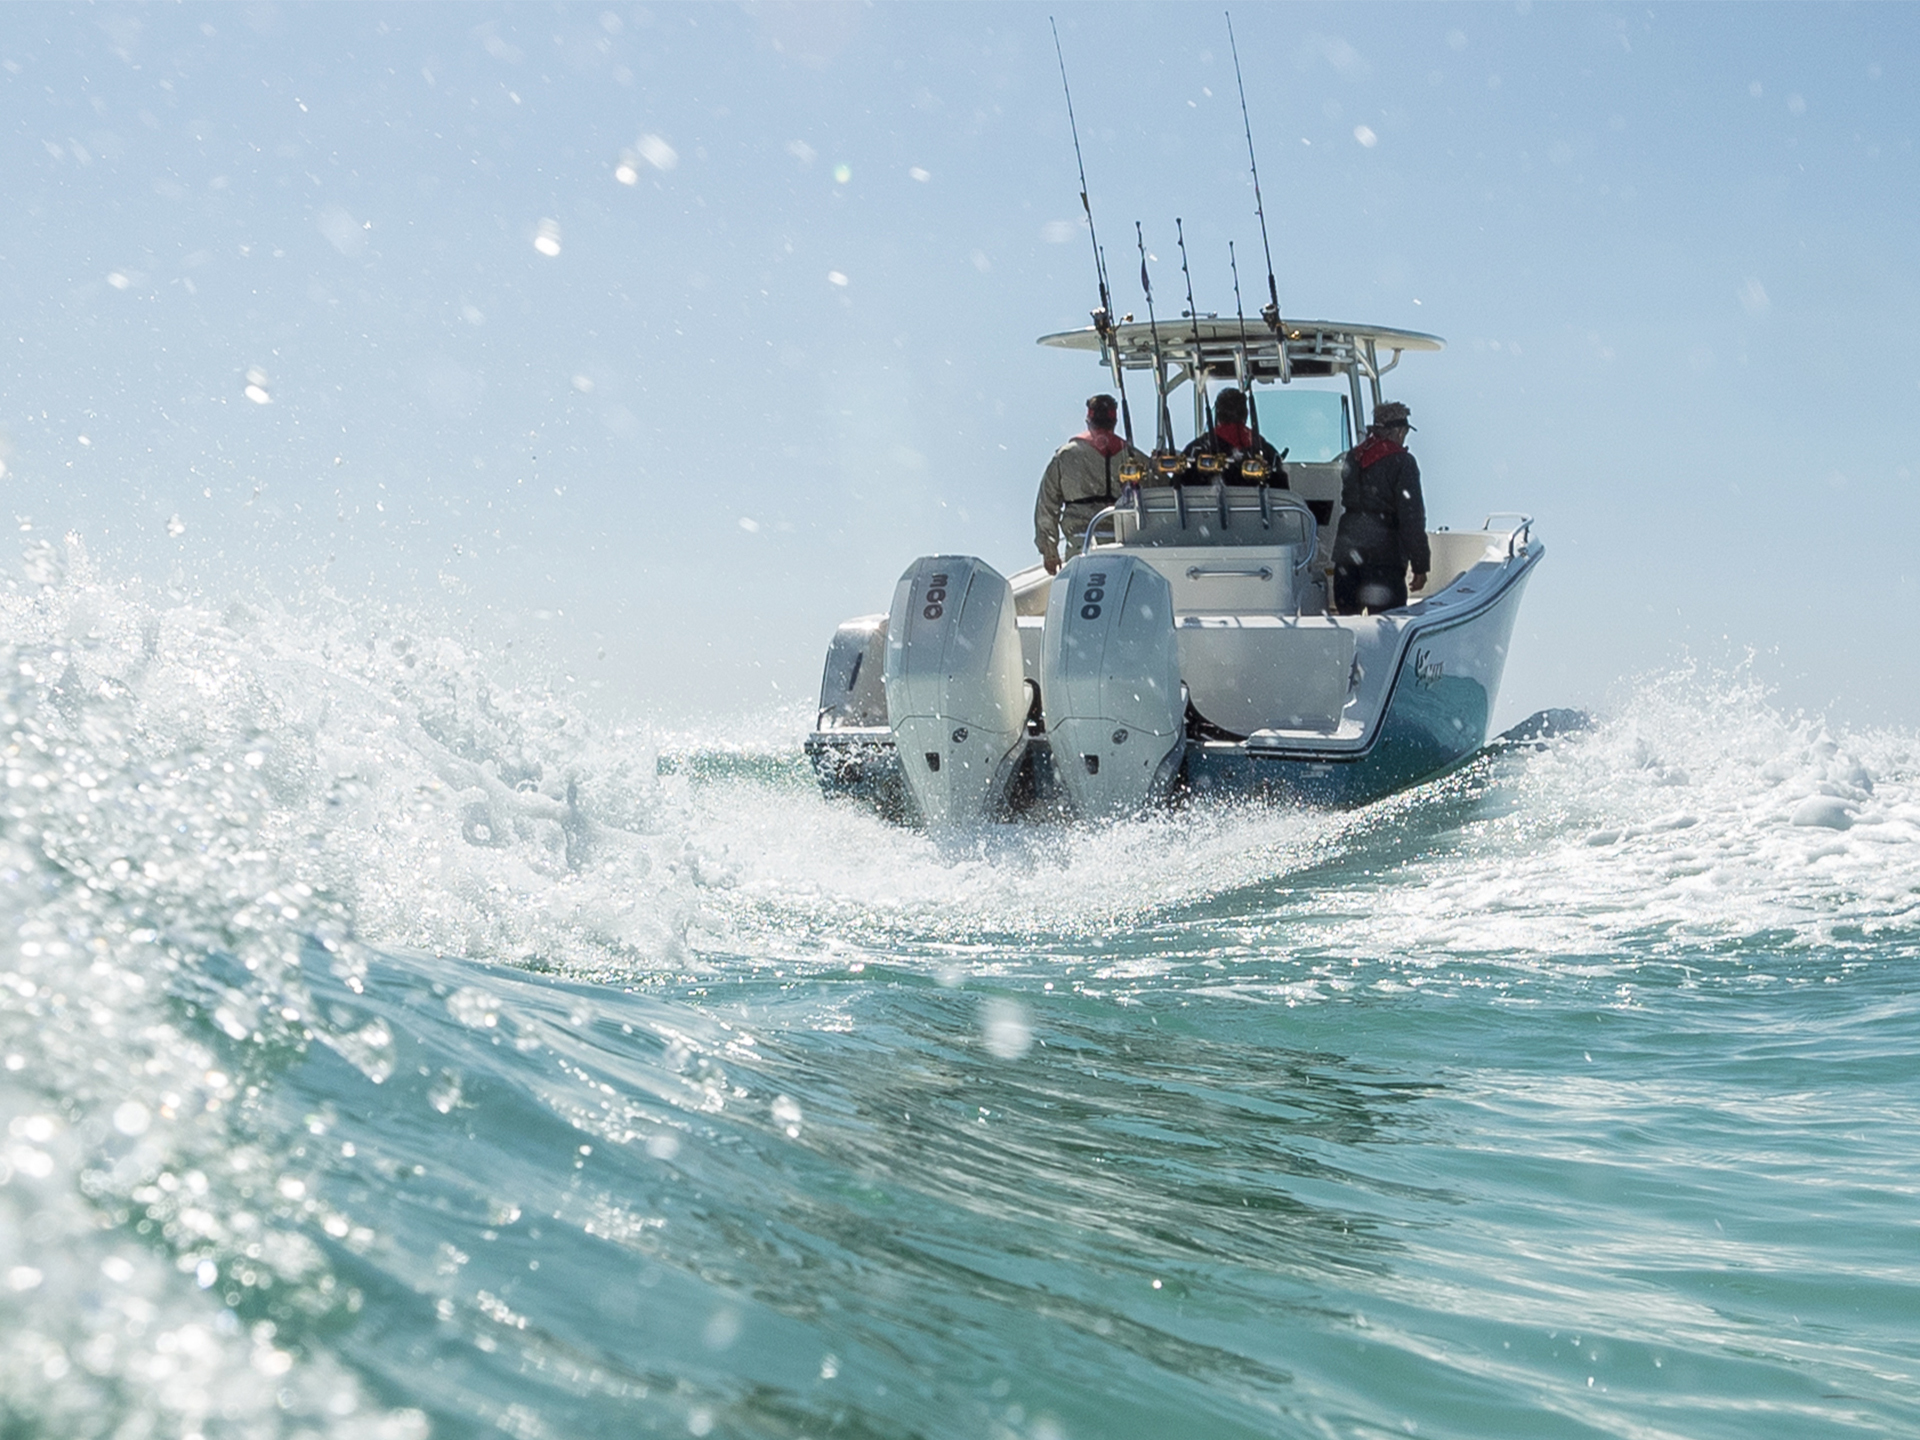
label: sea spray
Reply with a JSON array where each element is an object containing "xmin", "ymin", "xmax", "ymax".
[
  {"xmin": 0, "ymin": 541, "xmax": 710, "ymax": 1436},
  {"xmin": 3, "ymin": 546, "xmax": 1917, "ymax": 1438}
]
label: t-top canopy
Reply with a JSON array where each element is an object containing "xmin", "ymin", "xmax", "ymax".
[{"xmin": 1038, "ymin": 317, "xmax": 1443, "ymax": 381}]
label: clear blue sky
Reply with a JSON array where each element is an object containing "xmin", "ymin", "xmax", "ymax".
[{"xmin": 4, "ymin": 3, "xmax": 1917, "ymax": 727}]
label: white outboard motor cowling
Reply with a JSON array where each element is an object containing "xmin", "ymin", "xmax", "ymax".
[
  {"xmin": 1041, "ymin": 552, "xmax": 1184, "ymax": 819},
  {"xmin": 885, "ymin": 556, "xmax": 1029, "ymax": 826}
]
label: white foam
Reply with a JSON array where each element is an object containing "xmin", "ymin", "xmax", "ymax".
[
  {"xmin": 1268, "ymin": 664, "xmax": 1920, "ymax": 979},
  {"xmin": 0, "ymin": 539, "xmax": 704, "ymax": 1429},
  {"xmin": 675, "ymin": 661, "xmax": 1920, "ymax": 998},
  {"xmin": 4, "ymin": 543, "xmax": 1915, "ymax": 1424}
]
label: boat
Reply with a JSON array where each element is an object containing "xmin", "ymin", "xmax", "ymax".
[{"xmin": 805, "ymin": 315, "xmax": 1543, "ymax": 824}]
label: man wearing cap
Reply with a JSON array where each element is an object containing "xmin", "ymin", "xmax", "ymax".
[
  {"xmin": 1034, "ymin": 394, "xmax": 1149, "ymax": 575},
  {"xmin": 1333, "ymin": 400, "xmax": 1430, "ymax": 614},
  {"xmin": 1179, "ymin": 387, "xmax": 1289, "ymax": 487}
]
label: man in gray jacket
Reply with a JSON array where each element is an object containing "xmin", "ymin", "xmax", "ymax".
[{"xmin": 1034, "ymin": 394, "xmax": 1149, "ymax": 575}]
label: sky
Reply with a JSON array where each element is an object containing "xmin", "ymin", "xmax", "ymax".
[{"xmin": 4, "ymin": 2, "xmax": 1918, "ymax": 729}]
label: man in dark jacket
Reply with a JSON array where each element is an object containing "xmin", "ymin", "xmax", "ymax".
[
  {"xmin": 1179, "ymin": 387, "xmax": 1288, "ymax": 487},
  {"xmin": 1333, "ymin": 400, "xmax": 1429, "ymax": 614}
]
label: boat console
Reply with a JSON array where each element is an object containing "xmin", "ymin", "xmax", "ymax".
[{"xmin": 1098, "ymin": 483, "xmax": 1320, "ymax": 616}]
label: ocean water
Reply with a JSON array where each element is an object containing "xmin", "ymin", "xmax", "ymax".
[{"xmin": 3, "ymin": 541, "xmax": 1916, "ymax": 1439}]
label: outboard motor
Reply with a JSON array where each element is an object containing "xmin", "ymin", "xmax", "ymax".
[
  {"xmin": 1041, "ymin": 552, "xmax": 1184, "ymax": 819},
  {"xmin": 884, "ymin": 556, "xmax": 1028, "ymax": 826},
  {"xmin": 814, "ymin": 614, "xmax": 889, "ymax": 731}
]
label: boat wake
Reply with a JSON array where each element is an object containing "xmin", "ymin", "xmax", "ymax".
[{"xmin": 3, "ymin": 545, "xmax": 1916, "ymax": 1436}]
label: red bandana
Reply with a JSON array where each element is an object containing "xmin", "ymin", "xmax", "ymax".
[{"xmin": 1214, "ymin": 423, "xmax": 1254, "ymax": 451}]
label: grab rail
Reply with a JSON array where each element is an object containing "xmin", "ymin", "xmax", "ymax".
[
  {"xmin": 1083, "ymin": 505, "xmax": 1120, "ymax": 550},
  {"xmin": 1481, "ymin": 512, "xmax": 1533, "ymax": 558},
  {"xmin": 1185, "ymin": 564, "xmax": 1274, "ymax": 581}
]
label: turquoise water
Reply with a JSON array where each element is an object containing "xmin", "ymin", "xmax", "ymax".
[{"xmin": 2, "ymin": 550, "xmax": 1916, "ymax": 1438}]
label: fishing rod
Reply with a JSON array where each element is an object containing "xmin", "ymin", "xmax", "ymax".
[
  {"xmin": 1228, "ymin": 240, "xmax": 1258, "ymax": 442},
  {"xmin": 1050, "ymin": 18, "xmax": 1136, "ymax": 447},
  {"xmin": 1175, "ymin": 218, "xmax": 1213, "ymax": 439},
  {"xmin": 1228, "ymin": 240, "xmax": 1285, "ymax": 487},
  {"xmin": 1135, "ymin": 221, "xmax": 1176, "ymax": 459},
  {"xmin": 1226, "ymin": 11, "xmax": 1290, "ymax": 382}
]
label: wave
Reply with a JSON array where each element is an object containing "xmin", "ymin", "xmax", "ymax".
[
  {"xmin": 679, "ymin": 659, "xmax": 1920, "ymax": 979},
  {"xmin": 3, "ymin": 544, "xmax": 1916, "ymax": 1435},
  {"xmin": 0, "ymin": 539, "xmax": 701, "ymax": 1436}
]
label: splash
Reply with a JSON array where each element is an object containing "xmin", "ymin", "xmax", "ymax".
[
  {"xmin": 4, "ymin": 542, "xmax": 1917, "ymax": 1435},
  {"xmin": 670, "ymin": 658, "xmax": 1920, "ymax": 992},
  {"xmin": 0, "ymin": 538, "xmax": 703, "ymax": 1434},
  {"xmin": 1344, "ymin": 660, "xmax": 1920, "ymax": 965}
]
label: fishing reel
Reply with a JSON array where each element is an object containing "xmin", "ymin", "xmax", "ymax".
[
  {"xmin": 1151, "ymin": 451, "xmax": 1184, "ymax": 484},
  {"xmin": 1117, "ymin": 457, "xmax": 1148, "ymax": 488},
  {"xmin": 1194, "ymin": 452, "xmax": 1227, "ymax": 480},
  {"xmin": 1237, "ymin": 444, "xmax": 1286, "ymax": 486}
]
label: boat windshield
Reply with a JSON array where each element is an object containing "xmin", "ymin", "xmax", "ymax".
[{"xmin": 1253, "ymin": 389, "xmax": 1351, "ymax": 463}]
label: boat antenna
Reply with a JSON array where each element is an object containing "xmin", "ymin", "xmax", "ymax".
[
  {"xmin": 1175, "ymin": 218, "xmax": 1213, "ymax": 436},
  {"xmin": 1227, "ymin": 11, "xmax": 1289, "ymax": 380},
  {"xmin": 1229, "ymin": 240, "xmax": 1261, "ymax": 442},
  {"xmin": 1050, "ymin": 18, "xmax": 1135, "ymax": 447},
  {"xmin": 1135, "ymin": 222, "xmax": 1175, "ymax": 455}
]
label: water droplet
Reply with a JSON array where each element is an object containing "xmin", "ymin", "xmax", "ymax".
[
  {"xmin": 772, "ymin": 1094, "xmax": 803, "ymax": 1136},
  {"xmin": 702, "ymin": 1309, "xmax": 740, "ymax": 1350},
  {"xmin": 636, "ymin": 133, "xmax": 677, "ymax": 171},
  {"xmin": 429, "ymin": 1072, "xmax": 463, "ymax": 1114},
  {"xmin": 447, "ymin": 987, "xmax": 501, "ymax": 1029},
  {"xmin": 981, "ymin": 998, "xmax": 1033, "ymax": 1060}
]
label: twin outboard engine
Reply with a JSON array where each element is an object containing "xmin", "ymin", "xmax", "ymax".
[
  {"xmin": 1040, "ymin": 553, "xmax": 1184, "ymax": 819},
  {"xmin": 884, "ymin": 556, "xmax": 1029, "ymax": 826}
]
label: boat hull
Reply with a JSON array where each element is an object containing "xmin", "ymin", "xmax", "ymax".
[{"xmin": 1185, "ymin": 553, "xmax": 1534, "ymax": 806}]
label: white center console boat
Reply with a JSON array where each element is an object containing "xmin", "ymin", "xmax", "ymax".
[{"xmin": 806, "ymin": 318, "xmax": 1543, "ymax": 824}]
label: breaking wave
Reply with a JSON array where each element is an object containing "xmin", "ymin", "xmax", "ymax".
[{"xmin": 3, "ymin": 540, "xmax": 1915, "ymax": 1437}]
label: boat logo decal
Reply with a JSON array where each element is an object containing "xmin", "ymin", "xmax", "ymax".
[
  {"xmin": 1414, "ymin": 647, "xmax": 1445, "ymax": 687},
  {"xmin": 923, "ymin": 573, "xmax": 949, "ymax": 621},
  {"xmin": 1080, "ymin": 572, "xmax": 1108, "ymax": 621}
]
